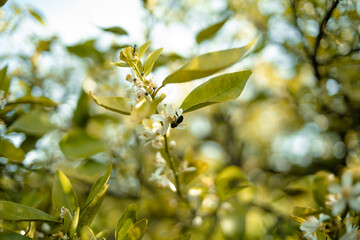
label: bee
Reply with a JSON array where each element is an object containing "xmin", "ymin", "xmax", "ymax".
[{"xmin": 170, "ymin": 112, "xmax": 184, "ymax": 128}]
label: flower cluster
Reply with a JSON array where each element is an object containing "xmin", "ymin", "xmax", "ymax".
[{"xmin": 148, "ymin": 152, "xmax": 176, "ymax": 192}]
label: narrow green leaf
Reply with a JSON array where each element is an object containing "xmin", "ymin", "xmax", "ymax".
[
  {"xmin": 6, "ymin": 96, "xmax": 57, "ymax": 107},
  {"xmin": 0, "ymin": 65, "xmax": 11, "ymax": 96},
  {"xmin": 215, "ymin": 166, "xmax": 249, "ymax": 200},
  {"xmin": 112, "ymin": 61, "xmax": 129, "ymax": 68},
  {"xmin": 64, "ymin": 210, "xmax": 72, "ymax": 233},
  {"xmin": 52, "ymin": 170, "xmax": 78, "ymax": 214},
  {"xmin": 196, "ymin": 17, "xmax": 229, "ymax": 44},
  {"xmin": 100, "ymin": 26, "xmax": 128, "ymax": 35},
  {"xmin": 180, "ymin": 71, "xmax": 251, "ymax": 113},
  {"xmin": 292, "ymin": 206, "xmax": 318, "ymax": 218},
  {"xmin": 162, "ymin": 40, "xmax": 255, "ymax": 86},
  {"xmin": 0, "ymin": 233, "xmax": 33, "ymax": 239},
  {"xmin": 137, "ymin": 41, "xmax": 151, "ymax": 59},
  {"xmin": 0, "ymin": 201, "xmax": 58, "ymax": 222},
  {"xmin": 9, "ymin": 110, "xmax": 55, "ymax": 136},
  {"xmin": 69, "ymin": 207, "xmax": 80, "ymax": 237},
  {"xmin": 84, "ymin": 163, "xmax": 112, "ymax": 207},
  {"xmin": 73, "ymin": 90, "xmax": 90, "ymax": 127},
  {"xmin": 115, "ymin": 204, "xmax": 137, "ymax": 240},
  {"xmin": 124, "ymin": 219, "xmax": 148, "ymax": 240},
  {"xmin": 90, "ymin": 92, "xmax": 131, "ymax": 115},
  {"xmin": 136, "ymin": 60, "xmax": 143, "ymax": 74},
  {"xmin": 28, "ymin": 9, "xmax": 45, "ymax": 26},
  {"xmin": 59, "ymin": 128, "xmax": 105, "ymax": 159},
  {"xmin": 117, "ymin": 219, "xmax": 134, "ymax": 240},
  {"xmin": 0, "ymin": 0, "xmax": 8, "ymax": 8},
  {"xmin": 143, "ymin": 48, "xmax": 163, "ymax": 76},
  {"xmin": 0, "ymin": 139, "xmax": 25, "ymax": 162},
  {"xmin": 80, "ymin": 226, "xmax": 97, "ymax": 240},
  {"xmin": 78, "ymin": 184, "xmax": 108, "ymax": 231}
]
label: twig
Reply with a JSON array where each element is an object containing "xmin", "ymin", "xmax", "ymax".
[{"xmin": 320, "ymin": 47, "xmax": 360, "ymax": 65}]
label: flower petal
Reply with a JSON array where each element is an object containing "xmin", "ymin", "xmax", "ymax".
[
  {"xmin": 349, "ymin": 198, "xmax": 360, "ymax": 212},
  {"xmin": 342, "ymin": 172, "xmax": 353, "ymax": 187},
  {"xmin": 150, "ymin": 114, "xmax": 167, "ymax": 122},
  {"xmin": 332, "ymin": 199, "xmax": 346, "ymax": 216},
  {"xmin": 328, "ymin": 184, "xmax": 341, "ymax": 194},
  {"xmin": 160, "ymin": 122, "xmax": 170, "ymax": 136}
]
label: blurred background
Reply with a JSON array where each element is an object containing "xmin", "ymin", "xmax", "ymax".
[{"xmin": 1, "ymin": 0, "xmax": 360, "ymax": 239}]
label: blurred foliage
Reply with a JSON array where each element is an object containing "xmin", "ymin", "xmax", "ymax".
[{"xmin": 1, "ymin": 0, "xmax": 360, "ymax": 239}]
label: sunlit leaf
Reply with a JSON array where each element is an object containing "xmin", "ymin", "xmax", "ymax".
[
  {"xmin": 84, "ymin": 162, "xmax": 112, "ymax": 208},
  {"xmin": 196, "ymin": 17, "xmax": 229, "ymax": 44},
  {"xmin": 80, "ymin": 226, "xmax": 97, "ymax": 240},
  {"xmin": 162, "ymin": 40, "xmax": 255, "ymax": 86},
  {"xmin": 180, "ymin": 71, "xmax": 251, "ymax": 113},
  {"xmin": 144, "ymin": 48, "xmax": 163, "ymax": 76},
  {"xmin": 123, "ymin": 218, "xmax": 148, "ymax": 240},
  {"xmin": 28, "ymin": 9, "xmax": 45, "ymax": 25},
  {"xmin": 69, "ymin": 207, "xmax": 80, "ymax": 237},
  {"xmin": 0, "ymin": 139, "xmax": 25, "ymax": 162},
  {"xmin": 0, "ymin": 201, "xmax": 58, "ymax": 222},
  {"xmin": 215, "ymin": 166, "xmax": 249, "ymax": 200},
  {"xmin": 137, "ymin": 41, "xmax": 151, "ymax": 59},
  {"xmin": 59, "ymin": 128, "xmax": 105, "ymax": 159},
  {"xmin": 7, "ymin": 96, "xmax": 57, "ymax": 107},
  {"xmin": 52, "ymin": 170, "xmax": 78, "ymax": 214},
  {"xmin": 78, "ymin": 184, "xmax": 108, "ymax": 231},
  {"xmin": 116, "ymin": 204, "xmax": 137, "ymax": 240},
  {"xmin": 292, "ymin": 206, "xmax": 318, "ymax": 218},
  {"xmin": 100, "ymin": 26, "xmax": 128, "ymax": 35},
  {"xmin": 112, "ymin": 61, "xmax": 129, "ymax": 68},
  {"xmin": 9, "ymin": 110, "xmax": 56, "ymax": 136},
  {"xmin": 0, "ymin": 65, "xmax": 11, "ymax": 97},
  {"xmin": 90, "ymin": 92, "xmax": 131, "ymax": 115},
  {"xmin": 120, "ymin": 47, "xmax": 134, "ymax": 65}
]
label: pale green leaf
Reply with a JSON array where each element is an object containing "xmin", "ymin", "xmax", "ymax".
[
  {"xmin": 312, "ymin": 171, "xmax": 331, "ymax": 207},
  {"xmin": 130, "ymin": 94, "xmax": 165, "ymax": 122},
  {"xmin": 84, "ymin": 163, "xmax": 112, "ymax": 207},
  {"xmin": 196, "ymin": 17, "xmax": 229, "ymax": 44},
  {"xmin": 112, "ymin": 61, "xmax": 129, "ymax": 68},
  {"xmin": 124, "ymin": 219, "xmax": 148, "ymax": 240},
  {"xmin": 162, "ymin": 40, "xmax": 255, "ymax": 86},
  {"xmin": 52, "ymin": 170, "xmax": 78, "ymax": 213},
  {"xmin": 7, "ymin": 96, "xmax": 57, "ymax": 107},
  {"xmin": 101, "ymin": 26, "xmax": 128, "ymax": 35},
  {"xmin": 137, "ymin": 41, "xmax": 151, "ymax": 59},
  {"xmin": 78, "ymin": 184, "xmax": 108, "ymax": 231},
  {"xmin": 215, "ymin": 166, "xmax": 249, "ymax": 200},
  {"xmin": 117, "ymin": 219, "xmax": 134, "ymax": 240},
  {"xmin": 28, "ymin": 9, "xmax": 45, "ymax": 26},
  {"xmin": 292, "ymin": 206, "xmax": 318, "ymax": 218},
  {"xmin": 0, "ymin": 65, "xmax": 11, "ymax": 96},
  {"xmin": 0, "ymin": 201, "xmax": 58, "ymax": 222},
  {"xmin": 115, "ymin": 204, "xmax": 137, "ymax": 240},
  {"xmin": 80, "ymin": 226, "xmax": 97, "ymax": 240},
  {"xmin": 90, "ymin": 92, "xmax": 131, "ymax": 115},
  {"xmin": 69, "ymin": 207, "xmax": 80, "ymax": 237},
  {"xmin": 143, "ymin": 48, "xmax": 163, "ymax": 76},
  {"xmin": 219, "ymin": 204, "xmax": 246, "ymax": 240},
  {"xmin": 0, "ymin": 139, "xmax": 25, "ymax": 162},
  {"xmin": 59, "ymin": 128, "xmax": 105, "ymax": 159},
  {"xmin": 180, "ymin": 71, "xmax": 251, "ymax": 113},
  {"xmin": 9, "ymin": 110, "xmax": 55, "ymax": 136}
]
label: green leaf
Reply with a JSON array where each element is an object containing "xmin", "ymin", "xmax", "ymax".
[
  {"xmin": 0, "ymin": 65, "xmax": 11, "ymax": 97},
  {"xmin": 137, "ymin": 41, "xmax": 151, "ymax": 59},
  {"xmin": 9, "ymin": 110, "xmax": 56, "ymax": 136},
  {"xmin": 219, "ymin": 203, "xmax": 246, "ymax": 240},
  {"xmin": 0, "ymin": 0, "xmax": 8, "ymax": 8},
  {"xmin": 0, "ymin": 233, "xmax": 33, "ymax": 240},
  {"xmin": 84, "ymin": 162, "xmax": 112, "ymax": 208},
  {"xmin": 174, "ymin": 233, "xmax": 191, "ymax": 240},
  {"xmin": 64, "ymin": 210, "xmax": 72, "ymax": 233},
  {"xmin": 116, "ymin": 204, "xmax": 137, "ymax": 240},
  {"xmin": 78, "ymin": 184, "xmax": 108, "ymax": 231},
  {"xmin": 162, "ymin": 40, "xmax": 255, "ymax": 86},
  {"xmin": 130, "ymin": 94, "xmax": 165, "ymax": 122},
  {"xmin": 59, "ymin": 128, "xmax": 105, "ymax": 159},
  {"xmin": 0, "ymin": 201, "xmax": 58, "ymax": 222},
  {"xmin": 28, "ymin": 9, "xmax": 45, "ymax": 26},
  {"xmin": 69, "ymin": 207, "xmax": 80, "ymax": 237},
  {"xmin": 180, "ymin": 71, "xmax": 251, "ymax": 113},
  {"xmin": 90, "ymin": 92, "xmax": 131, "ymax": 115},
  {"xmin": 7, "ymin": 96, "xmax": 58, "ymax": 107},
  {"xmin": 196, "ymin": 17, "xmax": 229, "ymax": 44},
  {"xmin": 112, "ymin": 61, "xmax": 129, "ymax": 68},
  {"xmin": 312, "ymin": 171, "xmax": 331, "ymax": 207},
  {"xmin": 73, "ymin": 90, "xmax": 90, "ymax": 127},
  {"xmin": 124, "ymin": 219, "xmax": 148, "ymax": 240},
  {"xmin": 80, "ymin": 226, "xmax": 97, "ymax": 240},
  {"xmin": 292, "ymin": 206, "xmax": 318, "ymax": 218},
  {"xmin": 117, "ymin": 219, "xmax": 134, "ymax": 240},
  {"xmin": 67, "ymin": 40, "xmax": 103, "ymax": 62},
  {"xmin": 100, "ymin": 26, "xmax": 128, "ymax": 35},
  {"xmin": 52, "ymin": 170, "xmax": 78, "ymax": 214},
  {"xmin": 143, "ymin": 48, "xmax": 163, "ymax": 76},
  {"xmin": 0, "ymin": 139, "xmax": 25, "ymax": 162},
  {"xmin": 215, "ymin": 166, "xmax": 249, "ymax": 200}
]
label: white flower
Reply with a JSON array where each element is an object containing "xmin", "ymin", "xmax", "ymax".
[
  {"xmin": 150, "ymin": 104, "xmax": 184, "ymax": 136},
  {"xmin": 340, "ymin": 221, "xmax": 359, "ymax": 240},
  {"xmin": 328, "ymin": 171, "xmax": 360, "ymax": 216},
  {"xmin": 149, "ymin": 167, "xmax": 176, "ymax": 192},
  {"xmin": 179, "ymin": 160, "xmax": 197, "ymax": 173},
  {"xmin": 154, "ymin": 151, "xmax": 166, "ymax": 167},
  {"xmin": 139, "ymin": 127, "xmax": 163, "ymax": 149},
  {"xmin": 300, "ymin": 214, "xmax": 329, "ymax": 239}
]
